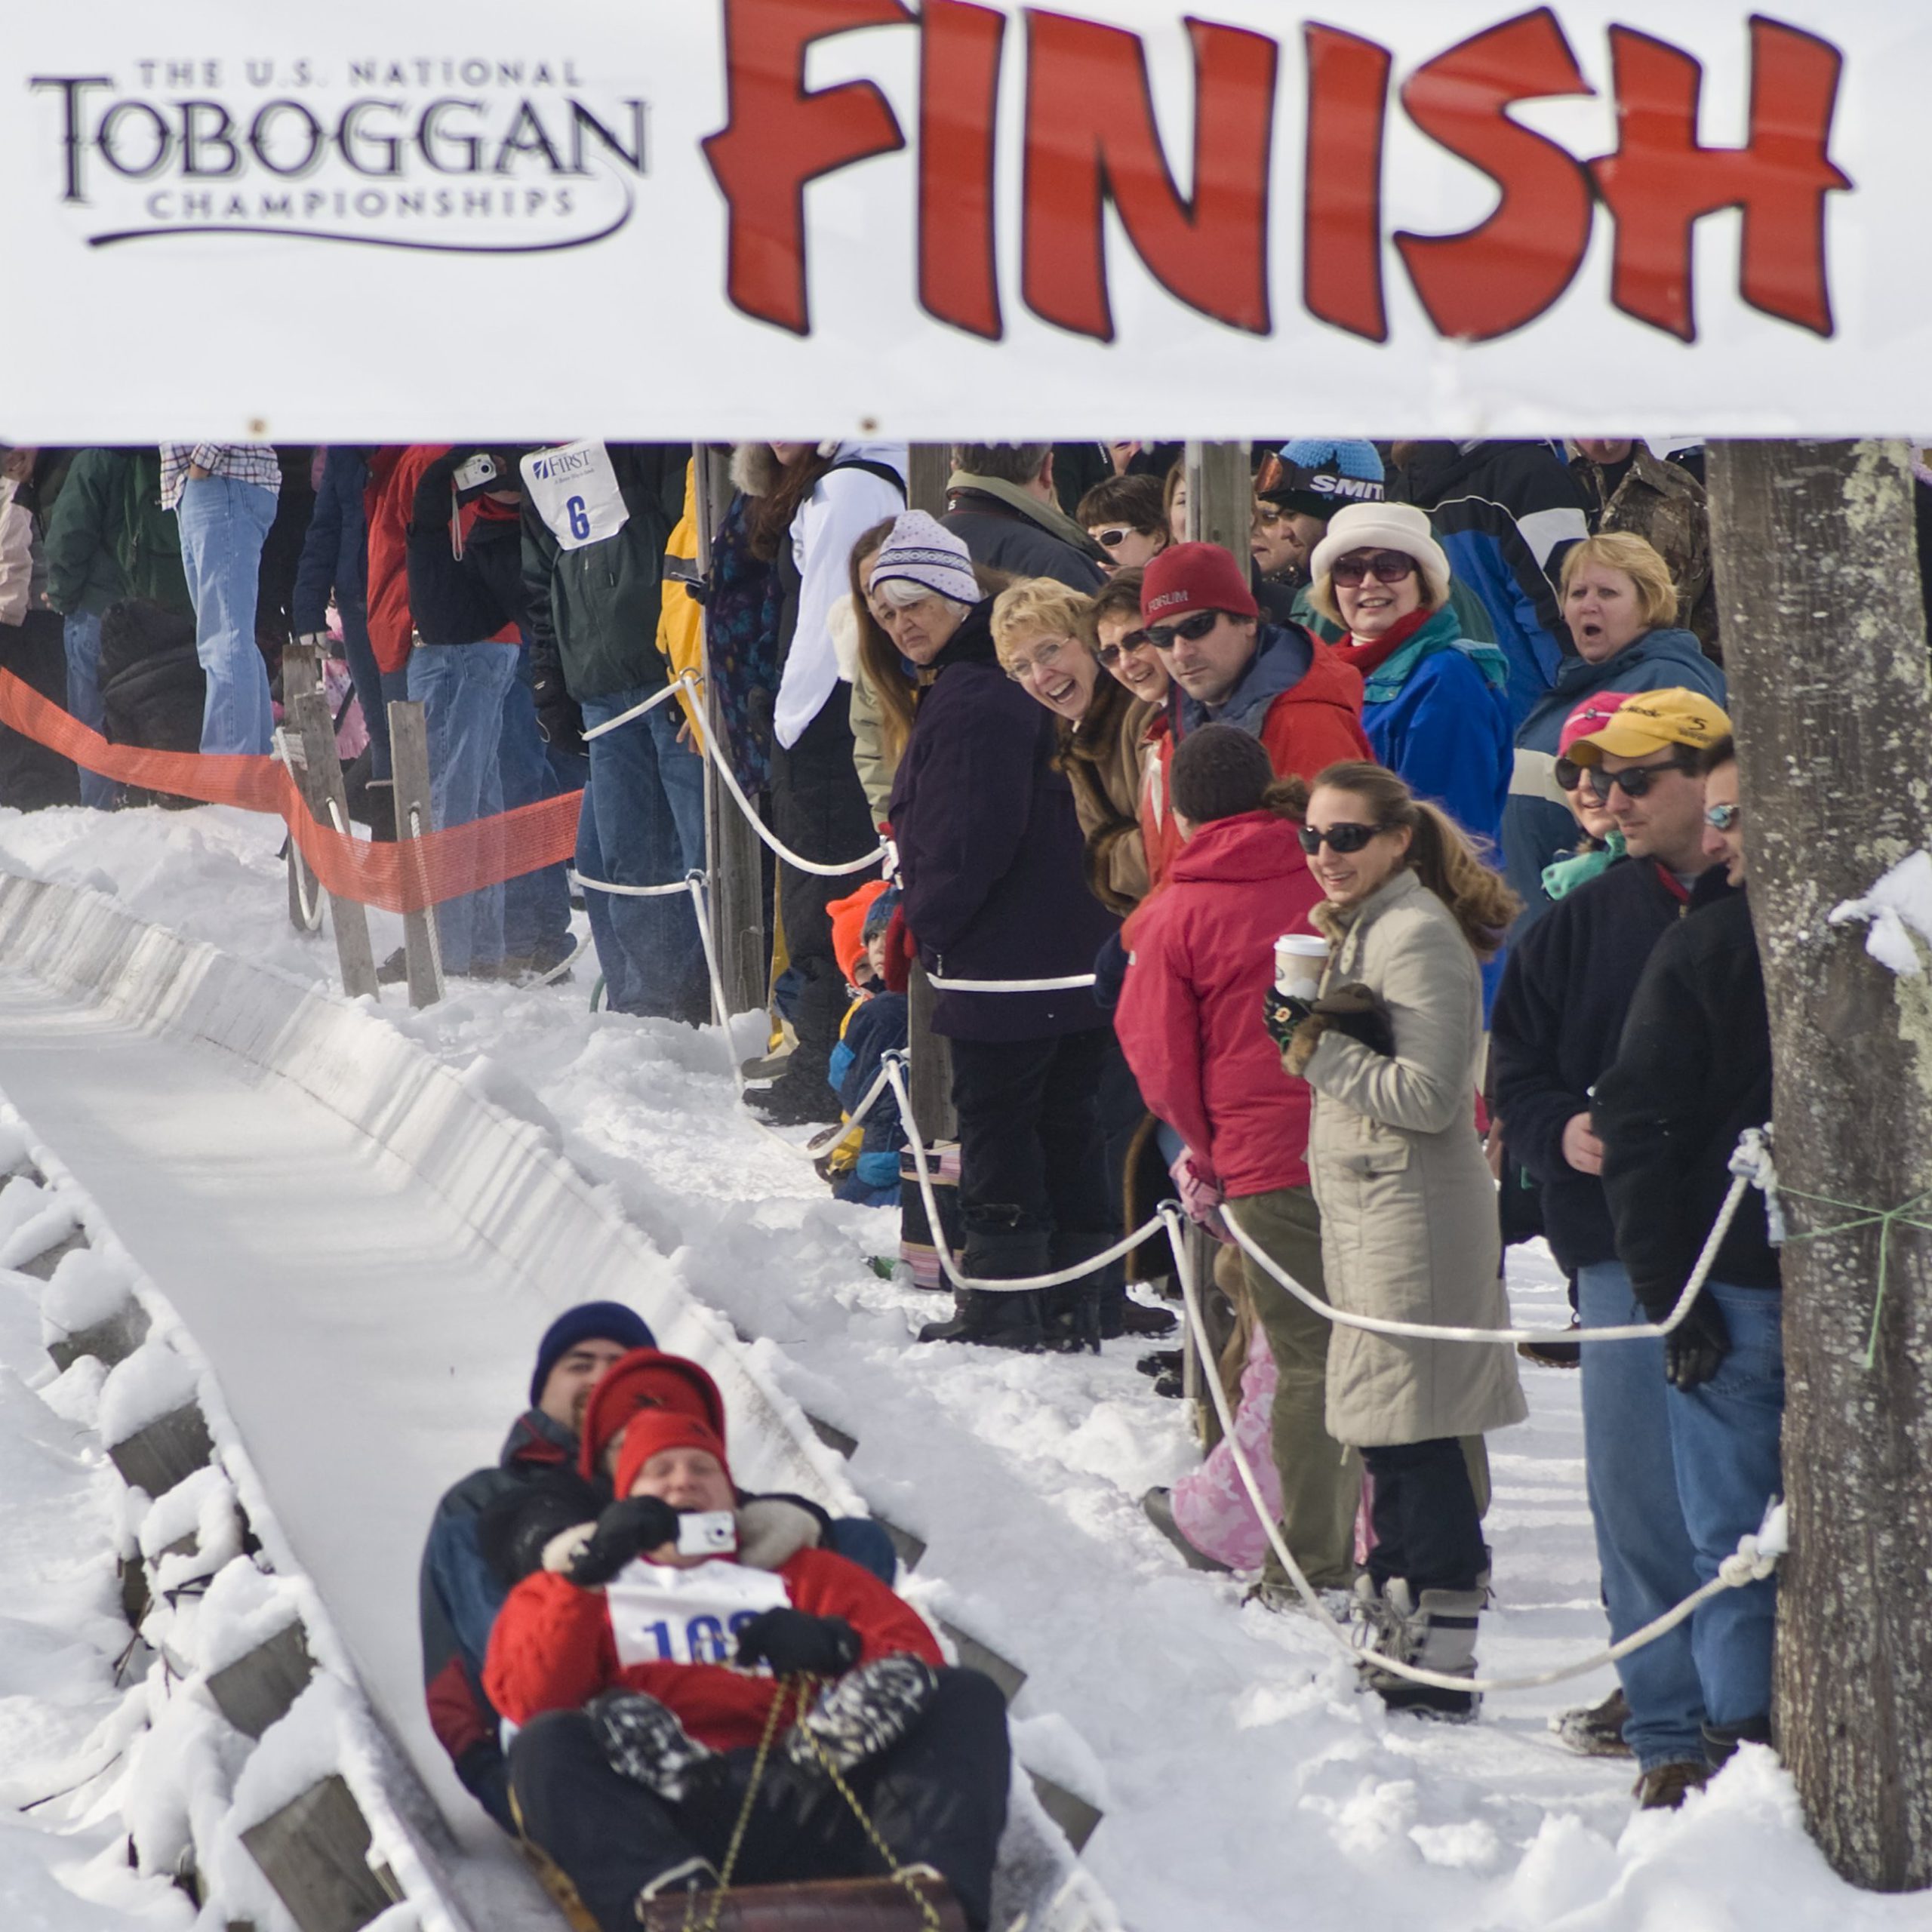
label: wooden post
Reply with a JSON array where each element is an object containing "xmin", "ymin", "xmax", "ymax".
[
  {"xmin": 385, "ymin": 700, "xmax": 442, "ymax": 1009},
  {"xmin": 240, "ymin": 1776, "xmax": 401, "ymax": 1932},
  {"xmin": 1184, "ymin": 441, "xmax": 1253, "ymax": 558},
  {"xmin": 282, "ymin": 641, "xmax": 324, "ymax": 932},
  {"xmin": 288, "ymin": 686, "xmax": 379, "ymax": 1000},
  {"xmin": 1707, "ymin": 437, "xmax": 1932, "ymax": 1890},
  {"xmin": 904, "ymin": 448, "xmax": 958, "ymax": 1143},
  {"xmin": 696, "ymin": 444, "xmax": 767, "ymax": 1021}
]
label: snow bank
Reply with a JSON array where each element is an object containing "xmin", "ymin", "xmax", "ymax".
[
  {"xmin": 97, "ymin": 1342, "xmax": 200, "ymax": 1449},
  {"xmin": 0, "ymin": 1094, "xmax": 470, "ymax": 1932}
]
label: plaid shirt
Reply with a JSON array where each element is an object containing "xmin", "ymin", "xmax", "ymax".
[{"xmin": 161, "ymin": 444, "xmax": 282, "ymax": 510}]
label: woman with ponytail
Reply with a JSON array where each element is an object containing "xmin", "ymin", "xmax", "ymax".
[{"xmin": 1262, "ymin": 760, "xmax": 1525, "ymax": 1718}]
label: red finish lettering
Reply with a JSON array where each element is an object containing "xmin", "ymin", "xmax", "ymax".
[
  {"xmin": 1395, "ymin": 8, "xmax": 1595, "ymax": 341},
  {"xmin": 1301, "ymin": 25, "xmax": 1392, "ymax": 343},
  {"xmin": 700, "ymin": 0, "xmax": 912, "ymax": 336},
  {"xmin": 1021, "ymin": 11, "xmax": 1276, "ymax": 343},
  {"xmin": 919, "ymin": 0, "xmax": 1006, "ymax": 340},
  {"xmin": 1590, "ymin": 17, "xmax": 1850, "ymax": 341}
]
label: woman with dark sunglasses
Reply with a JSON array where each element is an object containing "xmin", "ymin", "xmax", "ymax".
[
  {"xmin": 1306, "ymin": 502, "xmax": 1512, "ymax": 862},
  {"xmin": 1263, "ymin": 761, "xmax": 1526, "ymax": 1718},
  {"xmin": 1503, "ymin": 531, "xmax": 1726, "ymax": 933}
]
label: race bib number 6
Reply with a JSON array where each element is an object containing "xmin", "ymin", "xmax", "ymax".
[
  {"xmin": 521, "ymin": 440, "xmax": 630, "ymax": 552},
  {"xmin": 606, "ymin": 1558, "xmax": 791, "ymax": 1669}
]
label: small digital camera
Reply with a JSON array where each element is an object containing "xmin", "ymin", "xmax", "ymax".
[{"xmin": 676, "ymin": 1511, "xmax": 738, "ymax": 1557}]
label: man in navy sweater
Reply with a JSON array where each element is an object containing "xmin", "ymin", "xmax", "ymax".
[{"xmin": 1491, "ymin": 688, "xmax": 1732, "ymax": 1807}]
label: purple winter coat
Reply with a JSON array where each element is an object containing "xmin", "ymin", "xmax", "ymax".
[{"xmin": 887, "ymin": 600, "xmax": 1118, "ymax": 1042}]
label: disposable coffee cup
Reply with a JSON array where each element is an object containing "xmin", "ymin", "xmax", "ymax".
[{"xmin": 1275, "ymin": 934, "xmax": 1329, "ymax": 1000}]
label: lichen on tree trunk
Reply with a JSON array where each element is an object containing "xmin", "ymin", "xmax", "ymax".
[{"xmin": 1707, "ymin": 438, "xmax": 1932, "ymax": 1889}]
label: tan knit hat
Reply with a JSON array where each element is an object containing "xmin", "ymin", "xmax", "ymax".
[{"xmin": 1309, "ymin": 502, "xmax": 1452, "ymax": 617}]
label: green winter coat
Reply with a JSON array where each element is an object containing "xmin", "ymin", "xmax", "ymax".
[
  {"xmin": 520, "ymin": 445, "xmax": 686, "ymax": 703},
  {"xmin": 42, "ymin": 448, "xmax": 129, "ymax": 617}
]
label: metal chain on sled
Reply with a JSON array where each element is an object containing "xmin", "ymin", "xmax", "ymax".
[{"xmin": 687, "ymin": 1678, "xmax": 944, "ymax": 1932}]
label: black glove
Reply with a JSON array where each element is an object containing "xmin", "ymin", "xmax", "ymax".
[
  {"xmin": 1317, "ymin": 983, "xmax": 1395, "ymax": 1057},
  {"xmin": 1263, "ymin": 989, "xmax": 1315, "ymax": 1054},
  {"xmin": 733, "ymin": 1607, "xmax": 863, "ymax": 1678},
  {"xmin": 1664, "ymin": 1294, "xmax": 1731, "ymax": 1391},
  {"xmin": 566, "ymin": 1495, "xmax": 681, "ymax": 1586}
]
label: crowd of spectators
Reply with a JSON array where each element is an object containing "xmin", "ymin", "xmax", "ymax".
[{"xmin": 0, "ymin": 435, "xmax": 1787, "ymax": 1858}]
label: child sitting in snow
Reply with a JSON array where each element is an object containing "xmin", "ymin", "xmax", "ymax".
[{"xmin": 821, "ymin": 885, "xmax": 909, "ymax": 1208}]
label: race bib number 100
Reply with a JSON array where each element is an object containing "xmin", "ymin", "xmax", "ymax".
[
  {"xmin": 605, "ymin": 1559, "xmax": 792, "ymax": 1668},
  {"xmin": 521, "ymin": 440, "xmax": 630, "ymax": 552}
]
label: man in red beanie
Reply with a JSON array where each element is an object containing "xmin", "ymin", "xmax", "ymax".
[
  {"xmin": 485, "ymin": 1402, "xmax": 1010, "ymax": 1931},
  {"xmin": 1137, "ymin": 540, "xmax": 1372, "ymax": 888}
]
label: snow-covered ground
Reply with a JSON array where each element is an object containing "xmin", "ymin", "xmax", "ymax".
[{"xmin": 0, "ymin": 799, "xmax": 1924, "ymax": 1931}]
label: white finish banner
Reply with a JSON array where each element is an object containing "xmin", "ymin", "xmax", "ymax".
[{"xmin": 0, "ymin": 0, "xmax": 1909, "ymax": 440}]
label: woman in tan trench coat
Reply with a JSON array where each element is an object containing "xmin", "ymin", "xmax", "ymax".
[{"xmin": 1266, "ymin": 759, "xmax": 1526, "ymax": 1719}]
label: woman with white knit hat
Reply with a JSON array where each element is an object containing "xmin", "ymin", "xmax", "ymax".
[{"xmin": 1307, "ymin": 501, "xmax": 1512, "ymax": 858}]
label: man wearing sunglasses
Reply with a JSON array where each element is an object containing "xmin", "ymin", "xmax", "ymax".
[
  {"xmin": 1592, "ymin": 734, "xmax": 1780, "ymax": 1777},
  {"xmin": 1491, "ymin": 688, "xmax": 1737, "ymax": 1807},
  {"xmin": 1134, "ymin": 540, "xmax": 1372, "ymax": 890}
]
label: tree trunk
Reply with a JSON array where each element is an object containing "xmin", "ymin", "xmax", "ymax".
[{"xmin": 1707, "ymin": 438, "xmax": 1932, "ymax": 1889}]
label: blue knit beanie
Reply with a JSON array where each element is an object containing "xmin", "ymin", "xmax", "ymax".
[
  {"xmin": 529, "ymin": 1301, "xmax": 657, "ymax": 1407},
  {"xmin": 1259, "ymin": 441, "xmax": 1386, "ymax": 520}
]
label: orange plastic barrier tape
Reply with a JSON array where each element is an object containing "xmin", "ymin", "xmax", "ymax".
[{"xmin": 0, "ymin": 669, "xmax": 582, "ymax": 915}]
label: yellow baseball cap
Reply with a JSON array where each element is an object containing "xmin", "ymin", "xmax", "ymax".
[{"xmin": 1567, "ymin": 687, "xmax": 1733, "ymax": 765}]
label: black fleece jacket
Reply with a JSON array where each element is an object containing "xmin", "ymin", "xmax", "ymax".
[
  {"xmin": 1593, "ymin": 881, "xmax": 1779, "ymax": 1315},
  {"xmin": 1491, "ymin": 854, "xmax": 1719, "ymax": 1274}
]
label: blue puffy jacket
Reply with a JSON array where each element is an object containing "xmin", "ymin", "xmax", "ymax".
[
  {"xmin": 1356, "ymin": 607, "xmax": 1511, "ymax": 853},
  {"xmin": 1502, "ymin": 627, "xmax": 1726, "ymax": 931}
]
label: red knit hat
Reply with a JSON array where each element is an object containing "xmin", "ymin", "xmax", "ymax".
[
  {"xmin": 614, "ymin": 1407, "xmax": 733, "ymax": 1500},
  {"xmin": 579, "ymin": 1348, "xmax": 726, "ymax": 1481},
  {"xmin": 1140, "ymin": 542, "xmax": 1259, "ymax": 626}
]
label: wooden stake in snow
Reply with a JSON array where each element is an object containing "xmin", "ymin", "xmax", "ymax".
[{"xmin": 1708, "ymin": 436, "xmax": 1932, "ymax": 1888}]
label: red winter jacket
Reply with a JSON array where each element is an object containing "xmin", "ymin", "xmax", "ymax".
[
  {"xmin": 1140, "ymin": 635, "xmax": 1371, "ymax": 890},
  {"xmin": 1115, "ymin": 811, "xmax": 1324, "ymax": 1196},
  {"xmin": 484, "ymin": 1547, "xmax": 943, "ymax": 1752}
]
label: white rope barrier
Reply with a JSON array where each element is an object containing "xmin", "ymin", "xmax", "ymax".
[
  {"xmin": 683, "ymin": 872, "xmax": 889, "ymax": 1163},
  {"xmin": 578, "ymin": 676, "xmax": 694, "ymax": 743},
  {"xmin": 569, "ymin": 870, "xmax": 694, "ymax": 900},
  {"xmin": 1220, "ymin": 1128, "xmax": 1768, "ymax": 1348},
  {"xmin": 1163, "ymin": 1205, "xmax": 1786, "ymax": 1694},
  {"xmin": 882, "ymin": 1057, "xmax": 1166, "ymax": 1295},
  {"xmin": 925, "ymin": 972, "xmax": 1097, "ymax": 994}
]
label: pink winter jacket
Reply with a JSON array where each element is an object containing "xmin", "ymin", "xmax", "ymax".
[{"xmin": 1115, "ymin": 811, "xmax": 1324, "ymax": 1197}]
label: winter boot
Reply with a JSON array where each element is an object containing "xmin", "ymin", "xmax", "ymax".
[
  {"xmin": 1702, "ymin": 1712, "xmax": 1773, "ymax": 1769},
  {"xmin": 1043, "ymin": 1229, "xmax": 1112, "ymax": 1353},
  {"xmin": 1358, "ymin": 1578, "xmax": 1483, "ymax": 1721},
  {"xmin": 1142, "ymin": 1487, "xmax": 1232, "ymax": 1574},
  {"xmin": 784, "ymin": 1654, "xmax": 940, "ymax": 1777},
  {"xmin": 917, "ymin": 1217, "xmax": 1044, "ymax": 1348},
  {"xmin": 1552, "ymin": 1684, "xmax": 1634, "ymax": 1758},
  {"xmin": 586, "ymin": 1689, "xmax": 723, "ymax": 1802}
]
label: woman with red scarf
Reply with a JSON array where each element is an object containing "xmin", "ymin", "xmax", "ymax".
[{"xmin": 1306, "ymin": 503, "xmax": 1511, "ymax": 854}]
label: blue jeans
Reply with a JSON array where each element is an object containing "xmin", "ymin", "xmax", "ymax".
[
  {"xmin": 577, "ymin": 685, "xmax": 709, "ymax": 1018},
  {"xmin": 174, "ymin": 474, "xmax": 277, "ymax": 755},
  {"xmin": 1667, "ymin": 1281, "xmax": 1783, "ymax": 1728},
  {"xmin": 61, "ymin": 610, "xmax": 116, "ymax": 808},
  {"xmin": 499, "ymin": 647, "xmax": 572, "ymax": 963},
  {"xmin": 408, "ymin": 641, "xmax": 518, "ymax": 975},
  {"xmin": 1577, "ymin": 1260, "xmax": 1706, "ymax": 1768}
]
